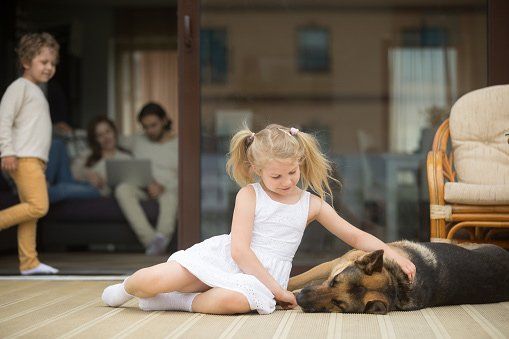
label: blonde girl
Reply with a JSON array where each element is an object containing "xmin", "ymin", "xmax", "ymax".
[{"xmin": 102, "ymin": 124, "xmax": 415, "ymax": 315}]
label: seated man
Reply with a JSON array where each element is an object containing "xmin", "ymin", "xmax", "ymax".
[{"xmin": 115, "ymin": 103, "xmax": 178, "ymax": 255}]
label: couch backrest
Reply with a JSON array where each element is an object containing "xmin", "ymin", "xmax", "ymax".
[{"xmin": 449, "ymin": 85, "xmax": 509, "ymax": 185}]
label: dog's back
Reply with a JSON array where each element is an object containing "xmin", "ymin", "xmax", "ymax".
[{"xmin": 402, "ymin": 242, "xmax": 509, "ymax": 308}]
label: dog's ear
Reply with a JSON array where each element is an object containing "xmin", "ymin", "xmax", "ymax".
[
  {"xmin": 328, "ymin": 273, "xmax": 342, "ymax": 288},
  {"xmin": 355, "ymin": 250, "xmax": 384, "ymax": 275},
  {"xmin": 364, "ymin": 300, "xmax": 388, "ymax": 314}
]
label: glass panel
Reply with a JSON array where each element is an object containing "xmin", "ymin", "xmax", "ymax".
[
  {"xmin": 201, "ymin": 29, "xmax": 228, "ymax": 84},
  {"xmin": 200, "ymin": 0, "xmax": 487, "ymax": 265},
  {"xmin": 297, "ymin": 27, "xmax": 330, "ymax": 72}
]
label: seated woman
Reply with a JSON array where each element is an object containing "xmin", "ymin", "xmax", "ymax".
[{"xmin": 73, "ymin": 115, "xmax": 132, "ymax": 196}]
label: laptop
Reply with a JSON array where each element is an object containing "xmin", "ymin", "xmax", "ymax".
[{"xmin": 106, "ymin": 159, "xmax": 153, "ymax": 187}]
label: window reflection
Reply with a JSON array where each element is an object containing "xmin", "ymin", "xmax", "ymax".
[
  {"xmin": 200, "ymin": 0, "xmax": 487, "ymax": 264},
  {"xmin": 201, "ymin": 29, "xmax": 228, "ymax": 84},
  {"xmin": 297, "ymin": 27, "xmax": 330, "ymax": 72}
]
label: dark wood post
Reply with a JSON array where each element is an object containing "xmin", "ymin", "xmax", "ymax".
[
  {"xmin": 488, "ymin": 0, "xmax": 509, "ymax": 85},
  {"xmin": 178, "ymin": 0, "xmax": 201, "ymax": 249}
]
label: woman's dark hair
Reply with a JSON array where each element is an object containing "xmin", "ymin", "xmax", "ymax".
[
  {"xmin": 85, "ymin": 115, "xmax": 129, "ymax": 167},
  {"xmin": 137, "ymin": 102, "xmax": 172, "ymax": 131}
]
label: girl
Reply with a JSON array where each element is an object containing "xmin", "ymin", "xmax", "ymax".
[{"xmin": 102, "ymin": 124, "xmax": 416, "ymax": 314}]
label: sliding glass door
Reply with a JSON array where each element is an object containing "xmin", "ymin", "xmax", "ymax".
[{"xmin": 179, "ymin": 0, "xmax": 488, "ymax": 267}]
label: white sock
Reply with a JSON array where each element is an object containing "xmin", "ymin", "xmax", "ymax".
[
  {"xmin": 20, "ymin": 263, "xmax": 59, "ymax": 275},
  {"xmin": 102, "ymin": 280, "xmax": 133, "ymax": 307},
  {"xmin": 139, "ymin": 292, "xmax": 199, "ymax": 312}
]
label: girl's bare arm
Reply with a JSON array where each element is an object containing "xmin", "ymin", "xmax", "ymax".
[
  {"xmin": 230, "ymin": 186, "xmax": 291, "ymax": 299},
  {"xmin": 309, "ymin": 195, "xmax": 416, "ymax": 279}
]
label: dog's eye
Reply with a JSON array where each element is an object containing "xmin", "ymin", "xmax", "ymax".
[{"xmin": 349, "ymin": 284, "xmax": 366, "ymax": 296}]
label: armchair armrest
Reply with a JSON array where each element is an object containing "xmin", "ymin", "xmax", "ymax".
[
  {"xmin": 427, "ymin": 119, "xmax": 456, "ymax": 239},
  {"xmin": 427, "ymin": 150, "xmax": 446, "ymax": 208}
]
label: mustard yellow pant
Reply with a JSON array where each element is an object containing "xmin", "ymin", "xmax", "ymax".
[{"xmin": 0, "ymin": 158, "xmax": 49, "ymax": 271}]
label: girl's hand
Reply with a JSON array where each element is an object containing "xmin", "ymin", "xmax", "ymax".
[
  {"xmin": 274, "ymin": 289, "xmax": 297, "ymax": 309},
  {"xmin": 390, "ymin": 253, "xmax": 416, "ymax": 281},
  {"xmin": 1, "ymin": 156, "xmax": 18, "ymax": 173}
]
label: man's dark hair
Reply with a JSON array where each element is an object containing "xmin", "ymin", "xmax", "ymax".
[{"xmin": 137, "ymin": 102, "xmax": 172, "ymax": 131}]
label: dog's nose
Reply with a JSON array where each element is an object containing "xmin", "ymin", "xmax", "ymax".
[
  {"xmin": 296, "ymin": 287, "xmax": 311, "ymax": 306},
  {"xmin": 296, "ymin": 292, "xmax": 304, "ymax": 305}
]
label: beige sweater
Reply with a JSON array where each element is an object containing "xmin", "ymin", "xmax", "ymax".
[
  {"xmin": 0, "ymin": 78, "xmax": 52, "ymax": 161},
  {"xmin": 130, "ymin": 134, "xmax": 178, "ymax": 191}
]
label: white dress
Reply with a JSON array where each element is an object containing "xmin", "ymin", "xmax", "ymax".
[{"xmin": 168, "ymin": 182, "xmax": 310, "ymax": 314}]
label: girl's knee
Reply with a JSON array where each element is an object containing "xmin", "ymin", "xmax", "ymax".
[
  {"xmin": 28, "ymin": 200, "xmax": 49, "ymax": 219},
  {"xmin": 128, "ymin": 268, "xmax": 163, "ymax": 295},
  {"xmin": 221, "ymin": 291, "xmax": 251, "ymax": 313}
]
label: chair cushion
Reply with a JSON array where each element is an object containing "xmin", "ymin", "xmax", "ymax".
[
  {"xmin": 445, "ymin": 182, "xmax": 509, "ymax": 205},
  {"xmin": 449, "ymin": 85, "xmax": 509, "ymax": 185}
]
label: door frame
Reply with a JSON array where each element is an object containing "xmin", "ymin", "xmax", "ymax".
[
  {"xmin": 488, "ymin": 0, "xmax": 509, "ymax": 85},
  {"xmin": 177, "ymin": 0, "xmax": 201, "ymax": 250}
]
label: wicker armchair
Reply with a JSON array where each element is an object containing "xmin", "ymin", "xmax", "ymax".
[{"xmin": 427, "ymin": 85, "xmax": 509, "ymax": 248}]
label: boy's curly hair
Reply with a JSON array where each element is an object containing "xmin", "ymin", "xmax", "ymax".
[{"xmin": 15, "ymin": 32, "xmax": 60, "ymax": 68}]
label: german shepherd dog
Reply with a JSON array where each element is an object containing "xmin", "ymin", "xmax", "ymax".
[{"xmin": 288, "ymin": 241, "xmax": 509, "ymax": 314}]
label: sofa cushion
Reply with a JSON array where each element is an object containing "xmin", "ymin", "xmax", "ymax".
[
  {"xmin": 0, "ymin": 191, "xmax": 19, "ymax": 207},
  {"xmin": 444, "ymin": 182, "xmax": 509, "ymax": 205},
  {"xmin": 46, "ymin": 197, "xmax": 159, "ymax": 223},
  {"xmin": 0, "ymin": 192, "xmax": 159, "ymax": 224},
  {"xmin": 449, "ymin": 85, "xmax": 509, "ymax": 185}
]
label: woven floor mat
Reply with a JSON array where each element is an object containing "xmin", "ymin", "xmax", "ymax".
[{"xmin": 1, "ymin": 281, "xmax": 508, "ymax": 338}]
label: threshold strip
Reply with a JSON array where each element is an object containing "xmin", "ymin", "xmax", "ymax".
[{"xmin": 0, "ymin": 275, "xmax": 128, "ymax": 281}]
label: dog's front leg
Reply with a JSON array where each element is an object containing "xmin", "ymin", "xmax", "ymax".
[{"xmin": 288, "ymin": 259, "xmax": 339, "ymax": 291}]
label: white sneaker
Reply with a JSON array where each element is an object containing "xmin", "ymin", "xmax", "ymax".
[
  {"xmin": 145, "ymin": 234, "xmax": 169, "ymax": 256},
  {"xmin": 21, "ymin": 263, "xmax": 59, "ymax": 275}
]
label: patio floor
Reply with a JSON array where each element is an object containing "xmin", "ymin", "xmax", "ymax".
[{"xmin": 0, "ymin": 279, "xmax": 508, "ymax": 339}]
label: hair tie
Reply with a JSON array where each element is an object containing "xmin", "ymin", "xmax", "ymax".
[
  {"xmin": 290, "ymin": 127, "xmax": 299, "ymax": 136},
  {"xmin": 246, "ymin": 132, "xmax": 255, "ymax": 146}
]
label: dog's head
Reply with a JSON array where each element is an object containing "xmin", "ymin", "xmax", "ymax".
[{"xmin": 296, "ymin": 249, "xmax": 393, "ymax": 314}]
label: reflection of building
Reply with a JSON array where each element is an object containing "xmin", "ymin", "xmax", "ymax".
[
  {"xmin": 200, "ymin": 2, "xmax": 486, "ymax": 154},
  {"xmin": 197, "ymin": 1, "xmax": 489, "ymax": 252}
]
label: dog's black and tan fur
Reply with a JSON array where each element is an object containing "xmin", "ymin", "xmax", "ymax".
[{"xmin": 288, "ymin": 241, "xmax": 509, "ymax": 314}]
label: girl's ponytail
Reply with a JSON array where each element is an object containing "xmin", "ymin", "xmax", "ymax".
[
  {"xmin": 295, "ymin": 131, "xmax": 339, "ymax": 202},
  {"xmin": 226, "ymin": 129, "xmax": 255, "ymax": 186}
]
